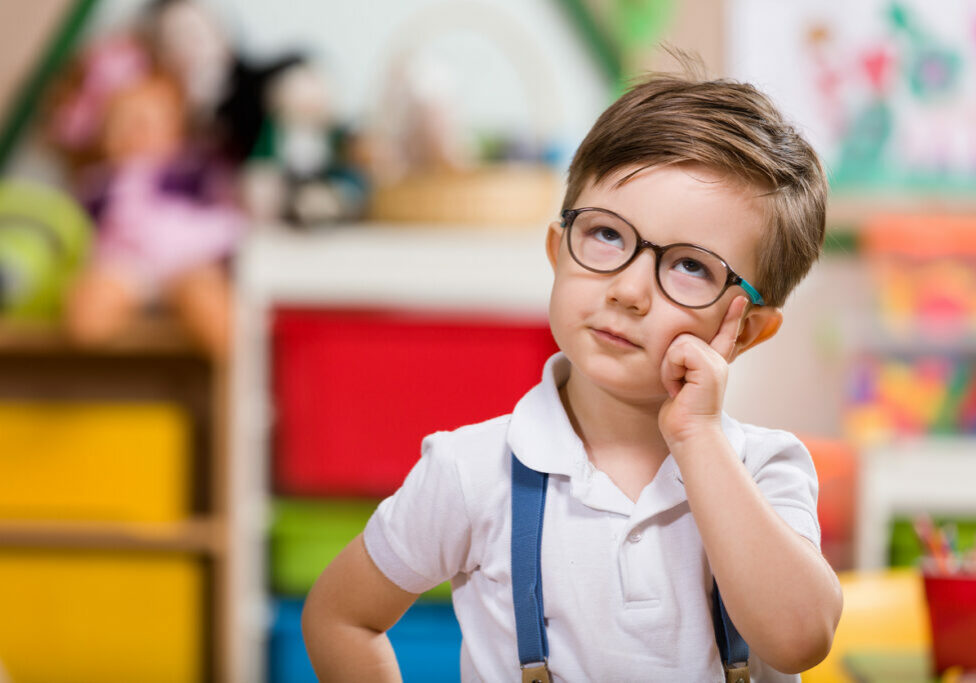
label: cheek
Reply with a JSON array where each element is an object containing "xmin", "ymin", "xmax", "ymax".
[
  {"xmin": 646, "ymin": 309, "xmax": 717, "ymax": 357},
  {"xmin": 546, "ymin": 284, "xmax": 575, "ymax": 347}
]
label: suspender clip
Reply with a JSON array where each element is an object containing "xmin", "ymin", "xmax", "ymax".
[
  {"xmin": 724, "ymin": 662, "xmax": 750, "ymax": 683},
  {"xmin": 521, "ymin": 660, "xmax": 552, "ymax": 683}
]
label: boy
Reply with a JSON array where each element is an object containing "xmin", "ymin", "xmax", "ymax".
[{"xmin": 302, "ymin": 70, "xmax": 843, "ymax": 681}]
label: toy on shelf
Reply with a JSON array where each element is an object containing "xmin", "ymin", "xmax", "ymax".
[
  {"xmin": 45, "ymin": 33, "xmax": 151, "ymax": 172},
  {"xmin": 363, "ymin": 4, "xmax": 563, "ymax": 226},
  {"xmin": 242, "ymin": 57, "xmax": 369, "ymax": 228},
  {"xmin": 371, "ymin": 55, "xmax": 474, "ymax": 183},
  {"xmin": 0, "ymin": 181, "xmax": 91, "ymax": 322},
  {"xmin": 39, "ymin": 0, "xmax": 276, "ymax": 359},
  {"xmin": 142, "ymin": 0, "xmax": 258, "ymax": 163},
  {"xmin": 60, "ymin": 71, "xmax": 243, "ymax": 360}
]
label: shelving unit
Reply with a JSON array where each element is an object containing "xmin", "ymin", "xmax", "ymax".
[
  {"xmin": 845, "ymin": 215, "xmax": 976, "ymax": 571},
  {"xmin": 0, "ymin": 315, "xmax": 231, "ymax": 682},
  {"xmin": 230, "ymin": 223, "xmax": 554, "ymax": 682}
]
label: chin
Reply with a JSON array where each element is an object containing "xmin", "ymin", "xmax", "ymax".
[{"xmin": 574, "ymin": 354, "xmax": 668, "ymax": 404}]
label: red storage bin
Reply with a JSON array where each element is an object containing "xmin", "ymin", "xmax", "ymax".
[{"xmin": 272, "ymin": 308, "xmax": 558, "ymax": 496}]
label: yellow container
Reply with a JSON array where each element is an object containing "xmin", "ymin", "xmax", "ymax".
[
  {"xmin": 0, "ymin": 402, "xmax": 190, "ymax": 522},
  {"xmin": 802, "ymin": 568, "xmax": 930, "ymax": 683},
  {"xmin": 0, "ymin": 550, "xmax": 204, "ymax": 682}
]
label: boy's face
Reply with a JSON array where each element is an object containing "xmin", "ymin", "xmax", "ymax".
[{"xmin": 546, "ymin": 162, "xmax": 781, "ymax": 404}]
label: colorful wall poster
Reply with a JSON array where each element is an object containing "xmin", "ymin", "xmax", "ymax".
[{"xmin": 730, "ymin": 0, "xmax": 976, "ymax": 195}]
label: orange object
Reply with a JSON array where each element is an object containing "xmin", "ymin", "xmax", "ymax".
[
  {"xmin": 862, "ymin": 214, "xmax": 976, "ymax": 258},
  {"xmin": 801, "ymin": 436, "xmax": 857, "ymax": 570}
]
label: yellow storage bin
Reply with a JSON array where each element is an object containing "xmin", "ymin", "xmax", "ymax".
[
  {"xmin": 0, "ymin": 402, "xmax": 190, "ymax": 522},
  {"xmin": 0, "ymin": 550, "xmax": 204, "ymax": 682}
]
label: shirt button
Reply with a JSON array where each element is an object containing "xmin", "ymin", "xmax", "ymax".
[{"xmin": 627, "ymin": 530, "xmax": 643, "ymax": 543}]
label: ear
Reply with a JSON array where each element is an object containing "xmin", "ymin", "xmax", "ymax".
[
  {"xmin": 730, "ymin": 306, "xmax": 783, "ymax": 362},
  {"xmin": 545, "ymin": 221, "xmax": 563, "ymax": 270}
]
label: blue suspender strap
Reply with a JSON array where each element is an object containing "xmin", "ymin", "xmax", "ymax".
[
  {"xmin": 510, "ymin": 453, "xmax": 552, "ymax": 683},
  {"xmin": 511, "ymin": 451, "xmax": 749, "ymax": 683},
  {"xmin": 712, "ymin": 579, "xmax": 751, "ymax": 683}
]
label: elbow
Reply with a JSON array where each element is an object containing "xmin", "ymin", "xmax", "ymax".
[
  {"xmin": 762, "ymin": 629, "xmax": 835, "ymax": 674},
  {"xmin": 760, "ymin": 577, "xmax": 844, "ymax": 674}
]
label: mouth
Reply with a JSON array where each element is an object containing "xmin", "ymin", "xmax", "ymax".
[{"xmin": 591, "ymin": 327, "xmax": 642, "ymax": 349}]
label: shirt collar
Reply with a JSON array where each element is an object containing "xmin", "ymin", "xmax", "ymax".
[
  {"xmin": 508, "ymin": 352, "xmax": 586, "ymax": 479},
  {"xmin": 507, "ymin": 352, "xmax": 749, "ymax": 515}
]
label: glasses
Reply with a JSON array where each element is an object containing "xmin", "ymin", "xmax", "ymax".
[{"xmin": 560, "ymin": 207, "xmax": 765, "ymax": 309}]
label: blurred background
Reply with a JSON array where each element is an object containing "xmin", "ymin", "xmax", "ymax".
[{"xmin": 1, "ymin": 0, "xmax": 975, "ymax": 681}]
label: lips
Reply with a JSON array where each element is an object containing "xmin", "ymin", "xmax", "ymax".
[{"xmin": 591, "ymin": 326, "xmax": 642, "ymax": 348}]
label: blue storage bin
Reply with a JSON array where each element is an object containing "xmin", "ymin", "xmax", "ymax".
[
  {"xmin": 270, "ymin": 599, "xmax": 462, "ymax": 683},
  {"xmin": 389, "ymin": 602, "xmax": 462, "ymax": 682}
]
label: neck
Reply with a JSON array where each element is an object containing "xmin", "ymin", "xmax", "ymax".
[{"xmin": 559, "ymin": 367, "xmax": 671, "ymax": 500}]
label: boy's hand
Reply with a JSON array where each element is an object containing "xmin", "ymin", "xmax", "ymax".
[{"xmin": 658, "ymin": 296, "xmax": 748, "ymax": 448}]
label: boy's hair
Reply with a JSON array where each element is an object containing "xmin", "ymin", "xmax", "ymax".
[{"xmin": 563, "ymin": 71, "xmax": 827, "ymax": 308}]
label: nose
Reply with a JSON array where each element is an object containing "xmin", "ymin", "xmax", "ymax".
[{"xmin": 605, "ymin": 249, "xmax": 657, "ymax": 314}]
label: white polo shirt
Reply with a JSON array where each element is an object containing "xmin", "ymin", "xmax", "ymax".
[{"xmin": 364, "ymin": 353, "xmax": 819, "ymax": 682}]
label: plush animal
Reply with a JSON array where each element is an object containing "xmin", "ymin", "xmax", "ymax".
[{"xmin": 242, "ymin": 58, "xmax": 368, "ymax": 227}]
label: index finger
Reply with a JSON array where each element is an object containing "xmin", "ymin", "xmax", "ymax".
[{"xmin": 709, "ymin": 295, "xmax": 748, "ymax": 361}]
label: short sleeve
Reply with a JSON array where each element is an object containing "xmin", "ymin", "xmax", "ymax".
[
  {"xmin": 363, "ymin": 432, "xmax": 473, "ymax": 594},
  {"xmin": 748, "ymin": 431, "xmax": 821, "ymax": 548}
]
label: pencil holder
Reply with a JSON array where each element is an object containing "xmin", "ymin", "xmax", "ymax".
[{"xmin": 922, "ymin": 570, "xmax": 976, "ymax": 674}]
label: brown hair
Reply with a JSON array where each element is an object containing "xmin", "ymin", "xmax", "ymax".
[{"xmin": 563, "ymin": 71, "xmax": 827, "ymax": 308}]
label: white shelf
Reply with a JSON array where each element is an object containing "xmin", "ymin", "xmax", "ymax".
[{"xmin": 238, "ymin": 224, "xmax": 553, "ymax": 314}]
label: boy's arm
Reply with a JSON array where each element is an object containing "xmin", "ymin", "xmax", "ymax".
[
  {"xmin": 659, "ymin": 297, "xmax": 842, "ymax": 674},
  {"xmin": 302, "ymin": 533, "xmax": 420, "ymax": 682},
  {"xmin": 670, "ymin": 429, "xmax": 841, "ymax": 673}
]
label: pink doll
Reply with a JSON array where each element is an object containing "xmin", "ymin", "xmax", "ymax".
[{"xmin": 63, "ymin": 74, "xmax": 243, "ymax": 360}]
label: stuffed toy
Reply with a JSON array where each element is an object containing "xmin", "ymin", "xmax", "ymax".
[
  {"xmin": 63, "ymin": 73, "xmax": 243, "ymax": 360},
  {"xmin": 0, "ymin": 181, "xmax": 91, "ymax": 321},
  {"xmin": 242, "ymin": 58, "xmax": 368, "ymax": 227},
  {"xmin": 142, "ymin": 0, "xmax": 294, "ymax": 165}
]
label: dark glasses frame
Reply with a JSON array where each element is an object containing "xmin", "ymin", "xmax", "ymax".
[{"xmin": 560, "ymin": 207, "xmax": 766, "ymax": 309}]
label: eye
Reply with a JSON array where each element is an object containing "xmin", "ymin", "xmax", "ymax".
[
  {"xmin": 673, "ymin": 257, "xmax": 713, "ymax": 280},
  {"xmin": 589, "ymin": 226, "xmax": 625, "ymax": 248}
]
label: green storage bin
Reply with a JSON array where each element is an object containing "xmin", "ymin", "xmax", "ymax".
[
  {"xmin": 889, "ymin": 517, "xmax": 976, "ymax": 567},
  {"xmin": 270, "ymin": 498, "xmax": 452, "ymax": 601}
]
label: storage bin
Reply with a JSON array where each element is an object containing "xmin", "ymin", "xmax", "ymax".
[
  {"xmin": 0, "ymin": 402, "xmax": 191, "ymax": 522},
  {"xmin": 0, "ymin": 549, "xmax": 204, "ymax": 682},
  {"xmin": 270, "ymin": 498, "xmax": 451, "ymax": 600},
  {"xmin": 272, "ymin": 308, "xmax": 557, "ymax": 496},
  {"xmin": 271, "ymin": 598, "xmax": 462, "ymax": 683}
]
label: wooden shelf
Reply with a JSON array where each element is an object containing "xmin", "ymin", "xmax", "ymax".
[
  {"xmin": 0, "ymin": 518, "xmax": 225, "ymax": 554},
  {"xmin": 0, "ymin": 315, "xmax": 202, "ymax": 356}
]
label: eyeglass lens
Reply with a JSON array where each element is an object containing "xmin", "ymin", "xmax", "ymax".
[{"xmin": 567, "ymin": 209, "xmax": 730, "ymax": 308}]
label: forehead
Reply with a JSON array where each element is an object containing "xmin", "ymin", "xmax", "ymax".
[{"xmin": 575, "ymin": 163, "xmax": 768, "ymax": 273}]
